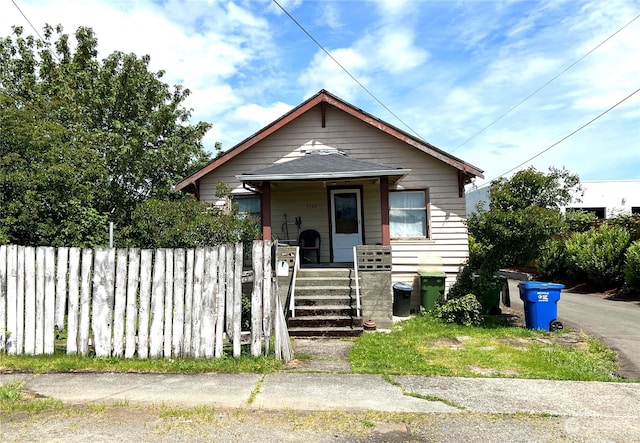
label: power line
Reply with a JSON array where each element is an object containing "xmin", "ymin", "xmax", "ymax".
[
  {"xmin": 476, "ymin": 87, "xmax": 640, "ymax": 190},
  {"xmin": 451, "ymin": 12, "xmax": 640, "ymax": 153},
  {"xmin": 272, "ymin": 0, "xmax": 425, "ymax": 140},
  {"xmin": 11, "ymin": 0, "xmax": 60, "ymax": 62}
]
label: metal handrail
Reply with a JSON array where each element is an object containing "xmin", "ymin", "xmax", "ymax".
[
  {"xmin": 289, "ymin": 247, "xmax": 301, "ymax": 317},
  {"xmin": 353, "ymin": 246, "xmax": 361, "ymax": 317}
]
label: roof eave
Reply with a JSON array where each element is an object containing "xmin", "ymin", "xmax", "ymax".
[{"xmin": 236, "ymin": 169, "xmax": 410, "ymax": 182}]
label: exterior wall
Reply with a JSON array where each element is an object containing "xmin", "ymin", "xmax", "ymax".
[
  {"xmin": 566, "ymin": 180, "xmax": 640, "ymax": 218},
  {"xmin": 466, "ymin": 180, "xmax": 640, "ymax": 219},
  {"xmin": 196, "ymin": 104, "xmax": 470, "ymax": 306}
]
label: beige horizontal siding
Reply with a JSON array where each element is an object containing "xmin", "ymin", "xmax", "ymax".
[{"xmin": 195, "ymin": 102, "xmax": 472, "ymax": 297}]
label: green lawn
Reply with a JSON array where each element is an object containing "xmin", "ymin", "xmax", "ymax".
[
  {"xmin": 349, "ymin": 314, "xmax": 622, "ymax": 381},
  {"xmin": 0, "ymin": 314, "xmax": 626, "ymax": 382}
]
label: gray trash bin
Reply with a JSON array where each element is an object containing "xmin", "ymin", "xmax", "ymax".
[{"xmin": 393, "ymin": 282, "xmax": 413, "ymax": 317}]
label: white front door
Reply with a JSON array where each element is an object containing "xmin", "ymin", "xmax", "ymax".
[{"xmin": 330, "ymin": 189, "xmax": 362, "ymax": 262}]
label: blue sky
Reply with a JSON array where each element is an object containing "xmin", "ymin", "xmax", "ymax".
[{"xmin": 3, "ymin": 0, "xmax": 639, "ymax": 187}]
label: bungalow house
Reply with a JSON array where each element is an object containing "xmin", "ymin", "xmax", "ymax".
[{"xmin": 176, "ymin": 90, "xmax": 484, "ymax": 334}]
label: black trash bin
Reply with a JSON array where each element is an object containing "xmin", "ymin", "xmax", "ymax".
[{"xmin": 393, "ymin": 282, "xmax": 413, "ymax": 317}]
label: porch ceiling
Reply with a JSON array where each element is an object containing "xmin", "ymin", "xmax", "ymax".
[{"xmin": 235, "ymin": 152, "xmax": 410, "ymax": 186}]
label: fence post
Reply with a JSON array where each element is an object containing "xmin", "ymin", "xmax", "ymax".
[
  {"xmin": 232, "ymin": 243, "xmax": 243, "ymax": 358},
  {"xmin": 251, "ymin": 241, "xmax": 263, "ymax": 356}
]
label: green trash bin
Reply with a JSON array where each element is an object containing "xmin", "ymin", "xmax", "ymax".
[
  {"xmin": 482, "ymin": 275, "xmax": 507, "ymax": 314},
  {"xmin": 418, "ymin": 272, "xmax": 445, "ymax": 311}
]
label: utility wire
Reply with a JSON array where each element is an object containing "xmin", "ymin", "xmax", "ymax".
[
  {"xmin": 272, "ymin": 0, "xmax": 425, "ymax": 141},
  {"xmin": 451, "ymin": 12, "xmax": 640, "ymax": 153},
  {"xmin": 11, "ymin": 0, "xmax": 60, "ymax": 62},
  {"xmin": 476, "ymin": 87, "xmax": 640, "ymax": 190}
]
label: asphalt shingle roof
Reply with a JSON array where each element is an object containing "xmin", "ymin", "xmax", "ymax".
[{"xmin": 238, "ymin": 152, "xmax": 409, "ymax": 182}]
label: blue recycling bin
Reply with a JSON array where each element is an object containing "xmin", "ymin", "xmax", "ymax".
[{"xmin": 518, "ymin": 281, "xmax": 564, "ymax": 332}]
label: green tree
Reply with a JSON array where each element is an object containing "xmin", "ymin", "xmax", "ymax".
[
  {"xmin": 0, "ymin": 25, "xmax": 212, "ymax": 246},
  {"xmin": 449, "ymin": 167, "xmax": 582, "ymax": 301}
]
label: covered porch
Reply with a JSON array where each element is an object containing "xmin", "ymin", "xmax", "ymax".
[{"xmin": 236, "ymin": 151, "xmax": 410, "ymax": 263}]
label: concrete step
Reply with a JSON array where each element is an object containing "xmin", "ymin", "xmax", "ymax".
[
  {"xmin": 296, "ymin": 268, "xmax": 353, "ymax": 279},
  {"xmin": 295, "ymin": 286, "xmax": 355, "ymax": 297},
  {"xmin": 287, "ymin": 325, "xmax": 363, "ymax": 338},
  {"xmin": 293, "ymin": 305, "xmax": 355, "ymax": 317},
  {"xmin": 295, "ymin": 277, "xmax": 352, "ymax": 287},
  {"xmin": 288, "ymin": 316, "xmax": 363, "ymax": 328},
  {"xmin": 295, "ymin": 295, "xmax": 353, "ymax": 306}
]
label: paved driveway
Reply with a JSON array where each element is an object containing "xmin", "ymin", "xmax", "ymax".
[{"xmin": 507, "ymin": 279, "xmax": 640, "ymax": 379}]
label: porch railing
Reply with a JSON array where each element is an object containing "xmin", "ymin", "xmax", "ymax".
[
  {"xmin": 288, "ymin": 246, "xmax": 301, "ymax": 317},
  {"xmin": 352, "ymin": 246, "xmax": 361, "ymax": 317}
]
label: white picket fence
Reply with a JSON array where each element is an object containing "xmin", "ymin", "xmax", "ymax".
[{"xmin": 0, "ymin": 241, "xmax": 290, "ymax": 360}]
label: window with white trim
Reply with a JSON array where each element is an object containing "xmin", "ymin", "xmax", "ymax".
[{"xmin": 389, "ymin": 190, "xmax": 429, "ymax": 239}]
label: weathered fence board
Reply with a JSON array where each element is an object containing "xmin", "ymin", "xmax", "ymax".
[
  {"xmin": 191, "ymin": 248, "xmax": 204, "ymax": 358},
  {"xmin": 23, "ymin": 247, "xmax": 35, "ymax": 355},
  {"xmin": 137, "ymin": 249, "xmax": 152, "ymax": 359},
  {"xmin": 79, "ymin": 249, "xmax": 93, "ymax": 356},
  {"xmin": 149, "ymin": 249, "xmax": 165, "ymax": 359},
  {"xmin": 35, "ymin": 247, "xmax": 45, "ymax": 355},
  {"xmin": 113, "ymin": 248, "xmax": 128, "ymax": 357},
  {"xmin": 0, "ymin": 243, "xmax": 285, "ymax": 361},
  {"xmin": 172, "ymin": 249, "xmax": 185, "ymax": 358},
  {"xmin": 124, "ymin": 249, "xmax": 140, "ymax": 359},
  {"xmin": 201, "ymin": 247, "xmax": 216, "ymax": 359},
  {"xmin": 66, "ymin": 248, "xmax": 81, "ymax": 355},
  {"xmin": 43, "ymin": 247, "xmax": 56, "ymax": 355},
  {"xmin": 6, "ymin": 245, "xmax": 17, "ymax": 354},
  {"xmin": 163, "ymin": 249, "xmax": 174, "ymax": 358},
  {"xmin": 183, "ymin": 249, "xmax": 194, "ymax": 357},
  {"xmin": 232, "ymin": 243, "xmax": 243, "ymax": 357},
  {"xmin": 251, "ymin": 241, "xmax": 263, "ymax": 356},
  {"xmin": 55, "ymin": 247, "xmax": 68, "ymax": 331},
  {"xmin": 0, "ymin": 245, "xmax": 6, "ymax": 353}
]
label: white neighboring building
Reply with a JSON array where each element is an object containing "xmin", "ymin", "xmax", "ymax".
[
  {"xmin": 466, "ymin": 180, "xmax": 640, "ymax": 219},
  {"xmin": 566, "ymin": 180, "xmax": 640, "ymax": 219}
]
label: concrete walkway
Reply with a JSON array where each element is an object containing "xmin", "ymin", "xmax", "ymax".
[{"xmin": 2, "ymin": 371, "xmax": 639, "ymax": 418}]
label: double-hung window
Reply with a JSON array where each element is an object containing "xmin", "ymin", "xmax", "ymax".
[{"xmin": 389, "ymin": 190, "xmax": 429, "ymax": 239}]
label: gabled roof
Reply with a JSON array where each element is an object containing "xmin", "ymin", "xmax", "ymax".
[
  {"xmin": 236, "ymin": 151, "xmax": 410, "ymax": 186},
  {"xmin": 175, "ymin": 90, "xmax": 484, "ymax": 191}
]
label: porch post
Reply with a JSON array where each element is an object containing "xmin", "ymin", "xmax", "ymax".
[
  {"xmin": 261, "ymin": 181, "xmax": 272, "ymax": 240},
  {"xmin": 380, "ymin": 176, "xmax": 390, "ymax": 246}
]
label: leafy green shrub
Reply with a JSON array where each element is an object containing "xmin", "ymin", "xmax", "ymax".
[
  {"xmin": 564, "ymin": 210, "xmax": 597, "ymax": 234},
  {"xmin": 565, "ymin": 224, "xmax": 631, "ymax": 287},
  {"xmin": 120, "ymin": 196, "xmax": 259, "ymax": 249},
  {"xmin": 432, "ymin": 293, "xmax": 483, "ymax": 326},
  {"xmin": 537, "ymin": 239, "xmax": 569, "ymax": 280},
  {"xmin": 622, "ymin": 240, "xmax": 640, "ymax": 294}
]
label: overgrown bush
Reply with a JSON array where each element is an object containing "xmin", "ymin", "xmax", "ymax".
[
  {"xmin": 565, "ymin": 224, "xmax": 631, "ymax": 287},
  {"xmin": 432, "ymin": 293, "xmax": 483, "ymax": 326},
  {"xmin": 563, "ymin": 210, "xmax": 597, "ymax": 234},
  {"xmin": 120, "ymin": 196, "xmax": 260, "ymax": 249},
  {"xmin": 622, "ymin": 240, "xmax": 640, "ymax": 294},
  {"xmin": 537, "ymin": 239, "xmax": 569, "ymax": 280}
]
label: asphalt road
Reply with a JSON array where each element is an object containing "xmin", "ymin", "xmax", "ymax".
[{"xmin": 507, "ymin": 279, "xmax": 640, "ymax": 379}]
